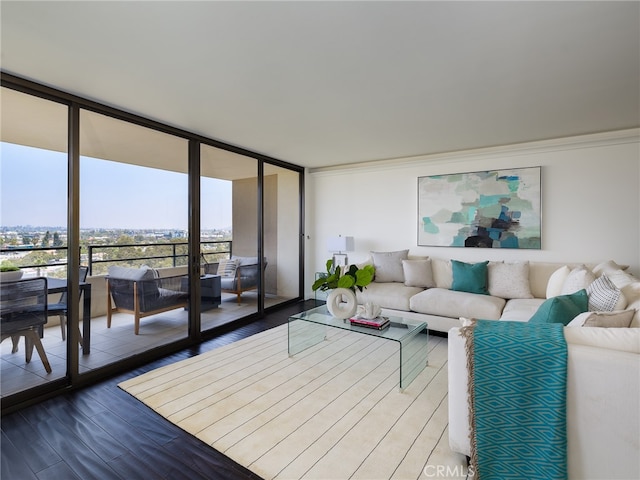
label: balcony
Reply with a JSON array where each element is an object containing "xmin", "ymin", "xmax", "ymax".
[{"xmin": 0, "ymin": 242, "xmax": 286, "ymax": 398}]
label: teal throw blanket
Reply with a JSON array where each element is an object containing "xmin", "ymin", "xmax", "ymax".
[{"xmin": 464, "ymin": 320, "xmax": 568, "ymax": 480}]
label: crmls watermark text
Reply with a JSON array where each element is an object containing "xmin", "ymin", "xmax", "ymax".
[{"xmin": 423, "ymin": 464, "xmax": 475, "ymax": 478}]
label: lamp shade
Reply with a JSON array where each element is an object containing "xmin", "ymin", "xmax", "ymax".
[{"xmin": 327, "ymin": 236, "xmax": 354, "ymax": 253}]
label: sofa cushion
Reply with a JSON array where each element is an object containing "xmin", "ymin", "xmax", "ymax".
[
  {"xmin": 410, "ymin": 288, "xmax": 506, "ymax": 320},
  {"xmin": 451, "ymin": 260, "xmax": 489, "ymax": 295},
  {"xmin": 488, "ymin": 261, "xmax": 533, "ymax": 299},
  {"xmin": 607, "ymin": 269, "xmax": 640, "ymax": 327},
  {"xmin": 371, "ymin": 250, "xmax": 409, "ymax": 283},
  {"xmin": 561, "ymin": 265, "xmax": 596, "ymax": 295},
  {"xmin": 592, "ymin": 260, "xmax": 629, "ymax": 277},
  {"xmin": 607, "ymin": 269, "xmax": 640, "ymax": 299},
  {"xmin": 529, "ymin": 289, "xmax": 589, "ymax": 325},
  {"xmin": 402, "ymin": 259, "xmax": 435, "ymax": 288},
  {"xmin": 355, "ymin": 282, "xmax": 423, "ymax": 311},
  {"xmin": 431, "ymin": 258, "xmax": 453, "ymax": 289},
  {"xmin": 568, "ymin": 310, "xmax": 636, "ymax": 328},
  {"xmin": 586, "ymin": 275, "xmax": 626, "ymax": 312},
  {"xmin": 546, "ymin": 265, "xmax": 571, "ymax": 298},
  {"xmin": 628, "ymin": 302, "xmax": 640, "ymax": 328},
  {"xmin": 500, "ymin": 298, "xmax": 546, "ymax": 321}
]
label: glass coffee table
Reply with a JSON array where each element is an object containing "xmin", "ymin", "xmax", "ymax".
[{"xmin": 288, "ymin": 305, "xmax": 428, "ymax": 390}]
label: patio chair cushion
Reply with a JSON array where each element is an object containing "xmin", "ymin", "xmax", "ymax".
[{"xmin": 108, "ymin": 266, "xmax": 156, "ymax": 281}]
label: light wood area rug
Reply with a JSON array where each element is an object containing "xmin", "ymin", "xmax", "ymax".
[{"xmin": 119, "ymin": 323, "xmax": 469, "ymax": 480}]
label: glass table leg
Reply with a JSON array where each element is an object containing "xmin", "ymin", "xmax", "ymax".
[{"xmin": 288, "ymin": 319, "xmax": 326, "ymax": 356}]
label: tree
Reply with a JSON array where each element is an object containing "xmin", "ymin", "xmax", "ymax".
[
  {"xmin": 53, "ymin": 232, "xmax": 64, "ymax": 247},
  {"xmin": 41, "ymin": 231, "xmax": 51, "ymax": 247}
]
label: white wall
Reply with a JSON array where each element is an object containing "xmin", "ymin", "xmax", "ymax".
[{"xmin": 305, "ymin": 130, "xmax": 640, "ymax": 298}]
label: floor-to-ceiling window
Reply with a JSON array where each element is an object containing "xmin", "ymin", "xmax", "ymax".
[
  {"xmin": 200, "ymin": 144, "xmax": 259, "ymax": 330},
  {"xmin": 0, "ymin": 87, "xmax": 71, "ymax": 397},
  {"xmin": 0, "ymin": 75, "xmax": 304, "ymax": 412},
  {"xmin": 263, "ymin": 164, "xmax": 301, "ymax": 307},
  {"xmin": 78, "ymin": 109, "xmax": 190, "ymax": 369}
]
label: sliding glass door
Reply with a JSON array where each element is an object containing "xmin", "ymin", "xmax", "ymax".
[
  {"xmin": 79, "ymin": 110, "xmax": 190, "ymax": 369},
  {"xmin": 0, "ymin": 87, "xmax": 70, "ymax": 396},
  {"xmin": 263, "ymin": 164, "xmax": 301, "ymax": 307},
  {"xmin": 200, "ymin": 144, "xmax": 259, "ymax": 330},
  {"xmin": 1, "ymin": 75, "xmax": 304, "ymax": 412}
]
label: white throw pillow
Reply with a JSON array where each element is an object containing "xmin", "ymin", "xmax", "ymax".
[
  {"xmin": 546, "ymin": 265, "xmax": 571, "ymax": 298},
  {"xmin": 568, "ymin": 309, "xmax": 635, "ymax": 328},
  {"xmin": 605, "ymin": 270, "xmax": 640, "ymax": 308},
  {"xmin": 217, "ymin": 258, "xmax": 239, "ymax": 277},
  {"xmin": 487, "ymin": 261, "xmax": 533, "ymax": 299},
  {"xmin": 356, "ymin": 257, "xmax": 374, "ymax": 269},
  {"xmin": 561, "ymin": 265, "xmax": 595, "ymax": 295},
  {"xmin": 402, "ymin": 259, "xmax": 435, "ymax": 288},
  {"xmin": 431, "ymin": 258, "xmax": 453, "ymax": 289},
  {"xmin": 592, "ymin": 260, "xmax": 629, "ymax": 277},
  {"xmin": 586, "ymin": 275, "xmax": 627, "ymax": 311},
  {"xmin": 371, "ymin": 250, "xmax": 409, "ymax": 283}
]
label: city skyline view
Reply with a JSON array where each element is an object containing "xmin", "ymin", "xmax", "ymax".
[{"xmin": 1, "ymin": 142, "xmax": 233, "ymax": 231}]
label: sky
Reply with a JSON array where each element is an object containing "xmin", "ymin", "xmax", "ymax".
[{"xmin": 0, "ymin": 142, "xmax": 232, "ymax": 230}]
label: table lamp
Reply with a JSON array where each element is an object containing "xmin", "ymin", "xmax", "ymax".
[{"xmin": 327, "ymin": 235, "xmax": 354, "ymax": 270}]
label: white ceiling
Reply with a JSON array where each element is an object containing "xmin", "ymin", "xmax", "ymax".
[{"xmin": 1, "ymin": 1, "xmax": 639, "ymax": 169}]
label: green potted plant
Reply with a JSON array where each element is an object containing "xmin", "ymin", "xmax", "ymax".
[
  {"xmin": 0, "ymin": 261, "xmax": 23, "ymax": 282},
  {"xmin": 312, "ymin": 259, "xmax": 375, "ymax": 319},
  {"xmin": 312, "ymin": 259, "xmax": 375, "ymax": 292}
]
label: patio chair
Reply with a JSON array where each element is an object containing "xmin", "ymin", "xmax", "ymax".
[
  {"xmin": 205, "ymin": 256, "xmax": 267, "ymax": 304},
  {"xmin": 0, "ymin": 277, "xmax": 52, "ymax": 373},
  {"xmin": 106, "ymin": 266, "xmax": 189, "ymax": 335},
  {"xmin": 47, "ymin": 266, "xmax": 89, "ymax": 346}
]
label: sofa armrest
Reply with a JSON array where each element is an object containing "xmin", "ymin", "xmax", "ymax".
[
  {"xmin": 447, "ymin": 325, "xmax": 640, "ymax": 479},
  {"xmin": 565, "ymin": 335, "xmax": 640, "ymax": 479}
]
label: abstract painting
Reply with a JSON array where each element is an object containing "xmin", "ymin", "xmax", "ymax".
[{"xmin": 418, "ymin": 167, "xmax": 541, "ymax": 249}]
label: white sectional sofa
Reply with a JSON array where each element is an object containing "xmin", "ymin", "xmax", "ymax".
[
  {"xmin": 355, "ymin": 250, "xmax": 640, "ymax": 333},
  {"xmin": 448, "ymin": 325, "xmax": 640, "ymax": 479},
  {"xmin": 351, "ymin": 250, "xmax": 640, "ymax": 478}
]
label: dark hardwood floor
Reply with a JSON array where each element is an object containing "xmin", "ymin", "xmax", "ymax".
[{"xmin": 1, "ymin": 300, "xmax": 319, "ymax": 480}]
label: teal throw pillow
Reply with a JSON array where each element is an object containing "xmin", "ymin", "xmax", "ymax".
[
  {"xmin": 451, "ymin": 260, "xmax": 489, "ymax": 295},
  {"xmin": 528, "ymin": 289, "xmax": 589, "ymax": 325}
]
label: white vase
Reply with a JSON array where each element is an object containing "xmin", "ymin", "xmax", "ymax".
[{"xmin": 326, "ymin": 288, "xmax": 357, "ymax": 319}]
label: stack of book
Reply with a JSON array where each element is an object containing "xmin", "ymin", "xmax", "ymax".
[{"xmin": 349, "ymin": 315, "xmax": 390, "ymax": 330}]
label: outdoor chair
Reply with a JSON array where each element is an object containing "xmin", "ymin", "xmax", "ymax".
[
  {"xmin": 1, "ymin": 277, "xmax": 52, "ymax": 373},
  {"xmin": 47, "ymin": 266, "xmax": 89, "ymax": 346},
  {"xmin": 204, "ymin": 256, "xmax": 267, "ymax": 304},
  {"xmin": 106, "ymin": 266, "xmax": 189, "ymax": 335}
]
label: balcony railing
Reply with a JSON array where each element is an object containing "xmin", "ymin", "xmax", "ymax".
[{"xmin": 0, "ymin": 241, "xmax": 232, "ymax": 277}]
